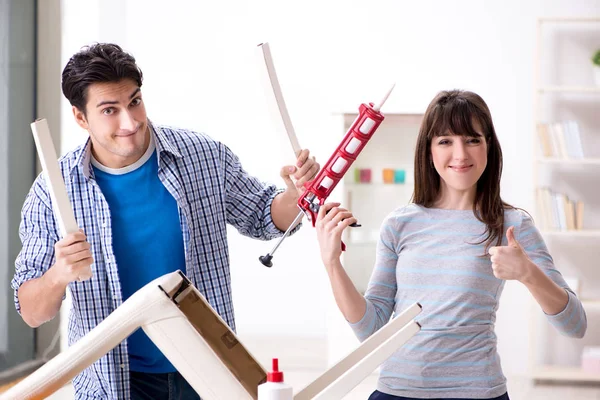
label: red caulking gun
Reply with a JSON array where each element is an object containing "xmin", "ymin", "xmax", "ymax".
[{"xmin": 256, "ymin": 43, "xmax": 394, "ymax": 267}]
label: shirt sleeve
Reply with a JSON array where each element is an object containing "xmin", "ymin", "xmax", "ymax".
[
  {"xmin": 220, "ymin": 143, "xmax": 301, "ymax": 241},
  {"xmin": 11, "ymin": 175, "xmax": 60, "ymax": 315},
  {"xmin": 517, "ymin": 211, "xmax": 587, "ymax": 338},
  {"xmin": 349, "ymin": 215, "xmax": 398, "ymax": 342}
]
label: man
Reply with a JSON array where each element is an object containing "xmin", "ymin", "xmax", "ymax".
[{"xmin": 11, "ymin": 43, "xmax": 318, "ymax": 400}]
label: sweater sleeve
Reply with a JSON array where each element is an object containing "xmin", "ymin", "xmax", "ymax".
[
  {"xmin": 517, "ymin": 211, "xmax": 587, "ymax": 338},
  {"xmin": 349, "ymin": 214, "xmax": 399, "ymax": 341}
]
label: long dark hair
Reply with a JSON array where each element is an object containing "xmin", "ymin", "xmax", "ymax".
[
  {"xmin": 412, "ymin": 90, "xmax": 513, "ymax": 251},
  {"xmin": 61, "ymin": 43, "xmax": 143, "ymax": 115}
]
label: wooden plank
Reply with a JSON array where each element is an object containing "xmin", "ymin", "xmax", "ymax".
[
  {"xmin": 256, "ymin": 42, "xmax": 301, "ymax": 158},
  {"xmin": 294, "ymin": 303, "xmax": 421, "ymax": 400},
  {"xmin": 30, "ymin": 119, "xmax": 92, "ymax": 281}
]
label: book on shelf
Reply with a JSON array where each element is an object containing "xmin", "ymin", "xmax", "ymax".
[
  {"xmin": 536, "ymin": 187, "xmax": 584, "ymax": 231},
  {"xmin": 537, "ymin": 121, "xmax": 585, "ymax": 159}
]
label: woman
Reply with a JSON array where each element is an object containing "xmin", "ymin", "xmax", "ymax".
[{"xmin": 315, "ymin": 90, "xmax": 587, "ymax": 400}]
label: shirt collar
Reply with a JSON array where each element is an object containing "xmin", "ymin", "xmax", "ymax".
[{"xmin": 69, "ymin": 119, "xmax": 183, "ymax": 180}]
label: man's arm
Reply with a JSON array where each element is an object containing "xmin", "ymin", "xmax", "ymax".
[
  {"xmin": 18, "ymin": 232, "xmax": 93, "ymax": 327},
  {"xmin": 12, "ymin": 178, "xmax": 92, "ymax": 327},
  {"xmin": 270, "ymin": 191, "xmax": 303, "ymax": 232},
  {"xmin": 19, "ymin": 272, "xmax": 66, "ymax": 328},
  {"xmin": 222, "ymin": 144, "xmax": 318, "ymax": 239}
]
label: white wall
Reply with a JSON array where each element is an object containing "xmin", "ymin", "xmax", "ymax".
[
  {"xmin": 57, "ymin": 0, "xmax": 600, "ymax": 376},
  {"xmin": 0, "ymin": 0, "xmax": 9, "ymax": 354},
  {"xmin": 36, "ymin": 0, "xmax": 64, "ymax": 359}
]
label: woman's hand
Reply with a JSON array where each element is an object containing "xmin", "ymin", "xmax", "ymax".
[
  {"xmin": 490, "ymin": 227, "xmax": 570, "ymax": 318},
  {"xmin": 315, "ymin": 202, "xmax": 357, "ymax": 268},
  {"xmin": 488, "ymin": 226, "xmax": 535, "ymax": 283}
]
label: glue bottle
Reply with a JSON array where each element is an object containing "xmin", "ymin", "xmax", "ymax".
[{"xmin": 258, "ymin": 358, "xmax": 293, "ymax": 400}]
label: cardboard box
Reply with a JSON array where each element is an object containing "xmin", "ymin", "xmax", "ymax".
[{"xmin": 161, "ymin": 272, "xmax": 267, "ymax": 399}]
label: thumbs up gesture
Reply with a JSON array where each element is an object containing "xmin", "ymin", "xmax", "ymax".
[{"xmin": 488, "ymin": 226, "xmax": 534, "ymax": 282}]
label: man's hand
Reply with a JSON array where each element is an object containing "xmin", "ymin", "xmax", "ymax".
[
  {"xmin": 489, "ymin": 226, "xmax": 534, "ymax": 283},
  {"xmin": 271, "ymin": 149, "xmax": 319, "ymax": 231},
  {"xmin": 48, "ymin": 230, "xmax": 94, "ymax": 286},
  {"xmin": 280, "ymin": 149, "xmax": 320, "ymax": 200},
  {"xmin": 18, "ymin": 230, "xmax": 93, "ymax": 328}
]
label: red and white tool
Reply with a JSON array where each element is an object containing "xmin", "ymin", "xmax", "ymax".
[
  {"xmin": 296, "ymin": 89, "xmax": 393, "ymax": 226},
  {"xmin": 256, "ymin": 42, "xmax": 394, "ymax": 267}
]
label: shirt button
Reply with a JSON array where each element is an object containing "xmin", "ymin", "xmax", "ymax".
[
  {"xmin": 120, "ymin": 364, "xmax": 125, "ymax": 369},
  {"xmin": 102, "ymin": 221, "xmax": 108, "ymax": 227}
]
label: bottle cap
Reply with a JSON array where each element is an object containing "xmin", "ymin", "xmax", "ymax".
[{"xmin": 267, "ymin": 358, "xmax": 284, "ymax": 383}]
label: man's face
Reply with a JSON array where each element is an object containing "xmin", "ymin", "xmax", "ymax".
[{"xmin": 73, "ymin": 79, "xmax": 149, "ymax": 169}]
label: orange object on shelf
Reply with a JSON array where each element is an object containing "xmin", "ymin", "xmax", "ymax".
[{"xmin": 382, "ymin": 168, "xmax": 394, "ymax": 184}]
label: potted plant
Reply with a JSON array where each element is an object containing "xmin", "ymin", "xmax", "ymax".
[{"xmin": 593, "ymin": 49, "xmax": 600, "ymax": 86}]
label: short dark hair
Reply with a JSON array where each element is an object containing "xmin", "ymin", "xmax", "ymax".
[{"xmin": 61, "ymin": 43, "xmax": 143, "ymax": 114}]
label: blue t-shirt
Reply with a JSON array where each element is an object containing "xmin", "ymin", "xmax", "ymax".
[{"xmin": 92, "ymin": 141, "xmax": 185, "ymax": 373}]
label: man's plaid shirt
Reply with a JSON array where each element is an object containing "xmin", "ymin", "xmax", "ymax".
[{"xmin": 12, "ymin": 123, "xmax": 293, "ymax": 399}]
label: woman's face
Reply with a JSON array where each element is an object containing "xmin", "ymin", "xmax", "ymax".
[{"xmin": 430, "ymin": 121, "xmax": 488, "ymax": 196}]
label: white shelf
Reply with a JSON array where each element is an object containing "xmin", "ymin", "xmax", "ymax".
[
  {"xmin": 531, "ymin": 18, "xmax": 600, "ymax": 383},
  {"xmin": 346, "ymin": 240, "xmax": 377, "ymax": 246},
  {"xmin": 537, "ymin": 157, "xmax": 600, "ymax": 165},
  {"xmin": 531, "ymin": 365, "xmax": 600, "ymax": 382},
  {"xmin": 344, "ymin": 182, "xmax": 411, "ymax": 188},
  {"xmin": 540, "ymin": 230, "xmax": 600, "ymax": 238},
  {"xmin": 581, "ymin": 299, "xmax": 600, "ymax": 308},
  {"xmin": 539, "ymin": 17, "xmax": 600, "ymax": 24},
  {"xmin": 538, "ymin": 86, "xmax": 600, "ymax": 94}
]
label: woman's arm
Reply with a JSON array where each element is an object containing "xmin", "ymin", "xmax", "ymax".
[
  {"xmin": 324, "ymin": 259, "xmax": 367, "ymax": 323},
  {"xmin": 316, "ymin": 203, "xmax": 399, "ymax": 341},
  {"xmin": 489, "ymin": 212, "xmax": 587, "ymax": 338},
  {"xmin": 520, "ymin": 260, "xmax": 568, "ymax": 315},
  {"xmin": 316, "ymin": 203, "xmax": 366, "ymax": 323}
]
